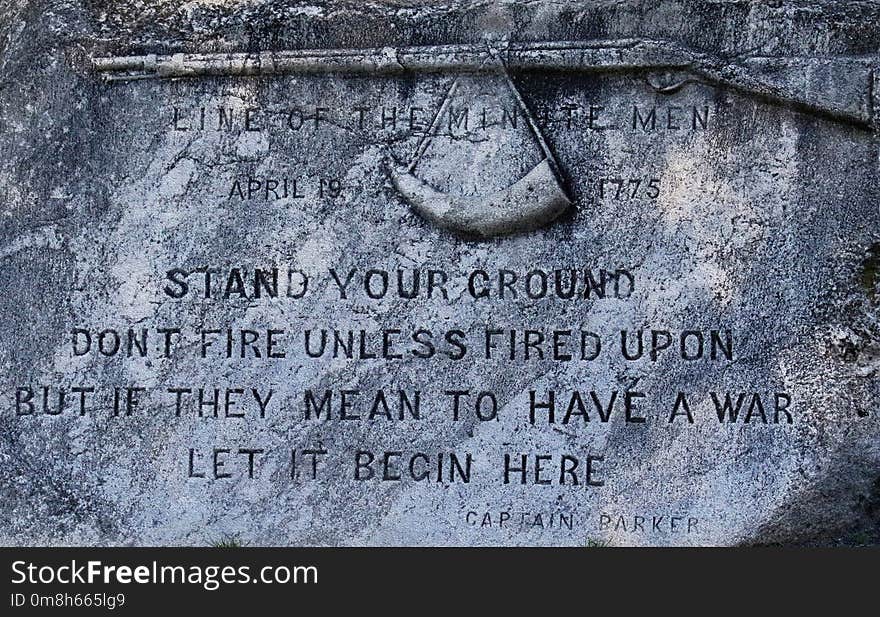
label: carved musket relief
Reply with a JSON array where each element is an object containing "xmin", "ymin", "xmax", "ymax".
[{"xmin": 92, "ymin": 40, "xmax": 880, "ymax": 237}]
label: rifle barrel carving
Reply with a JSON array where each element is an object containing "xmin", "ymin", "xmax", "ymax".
[{"xmin": 91, "ymin": 40, "xmax": 879, "ymax": 129}]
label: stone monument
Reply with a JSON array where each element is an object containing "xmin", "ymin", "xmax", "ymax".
[{"xmin": 1, "ymin": 1, "xmax": 878, "ymax": 546}]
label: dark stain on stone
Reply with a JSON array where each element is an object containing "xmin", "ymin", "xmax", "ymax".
[{"xmin": 860, "ymin": 242, "xmax": 880, "ymax": 303}]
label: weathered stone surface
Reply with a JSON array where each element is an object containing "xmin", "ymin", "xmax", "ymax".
[{"xmin": 1, "ymin": 1, "xmax": 879, "ymax": 546}]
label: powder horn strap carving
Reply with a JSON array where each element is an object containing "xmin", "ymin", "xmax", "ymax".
[{"xmin": 390, "ymin": 46, "xmax": 570, "ymax": 238}]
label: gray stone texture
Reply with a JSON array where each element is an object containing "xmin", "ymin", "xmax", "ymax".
[{"xmin": 1, "ymin": 1, "xmax": 879, "ymax": 546}]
